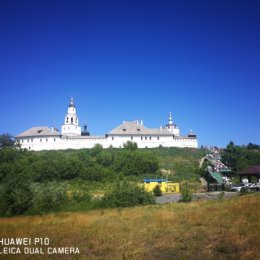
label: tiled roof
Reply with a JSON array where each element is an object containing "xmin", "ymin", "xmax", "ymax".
[
  {"xmin": 16, "ymin": 126, "xmax": 60, "ymax": 138},
  {"xmin": 107, "ymin": 121, "xmax": 173, "ymax": 136}
]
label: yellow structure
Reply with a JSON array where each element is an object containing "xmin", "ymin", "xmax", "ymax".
[{"xmin": 143, "ymin": 178, "xmax": 180, "ymax": 193}]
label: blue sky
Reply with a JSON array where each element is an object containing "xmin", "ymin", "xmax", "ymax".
[{"xmin": 0, "ymin": 0, "xmax": 259, "ymax": 147}]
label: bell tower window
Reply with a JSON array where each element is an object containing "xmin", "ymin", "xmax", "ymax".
[
  {"xmin": 66, "ymin": 117, "xmax": 68, "ymax": 123},
  {"xmin": 71, "ymin": 117, "xmax": 73, "ymax": 124}
]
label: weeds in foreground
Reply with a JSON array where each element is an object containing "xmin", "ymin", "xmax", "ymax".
[{"xmin": 0, "ymin": 194, "xmax": 259, "ymax": 260}]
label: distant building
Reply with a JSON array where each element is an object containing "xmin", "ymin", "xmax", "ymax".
[{"xmin": 16, "ymin": 98, "xmax": 198, "ymax": 151}]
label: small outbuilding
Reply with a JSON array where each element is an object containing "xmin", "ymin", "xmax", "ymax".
[
  {"xmin": 237, "ymin": 165, "xmax": 260, "ymax": 183},
  {"xmin": 143, "ymin": 178, "xmax": 180, "ymax": 193}
]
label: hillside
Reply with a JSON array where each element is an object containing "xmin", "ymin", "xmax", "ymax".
[
  {"xmin": 153, "ymin": 147, "xmax": 205, "ymax": 181},
  {"xmin": 0, "ymin": 194, "xmax": 259, "ymax": 260},
  {"xmin": 0, "ymin": 146, "xmax": 205, "ymax": 216}
]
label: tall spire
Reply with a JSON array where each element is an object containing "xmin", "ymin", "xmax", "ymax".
[
  {"xmin": 69, "ymin": 97, "xmax": 75, "ymax": 107},
  {"xmin": 169, "ymin": 112, "xmax": 173, "ymax": 125},
  {"xmin": 62, "ymin": 97, "xmax": 81, "ymax": 136}
]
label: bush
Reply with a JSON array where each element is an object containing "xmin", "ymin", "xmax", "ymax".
[
  {"xmin": 70, "ymin": 190, "xmax": 91, "ymax": 203},
  {"xmin": 0, "ymin": 171, "xmax": 33, "ymax": 216},
  {"xmin": 180, "ymin": 184, "xmax": 193, "ymax": 202},
  {"xmin": 101, "ymin": 182, "xmax": 155, "ymax": 208},
  {"xmin": 113, "ymin": 150, "xmax": 159, "ymax": 176},
  {"xmin": 123, "ymin": 141, "xmax": 138, "ymax": 150},
  {"xmin": 240, "ymin": 187, "xmax": 251, "ymax": 195},
  {"xmin": 29, "ymin": 182, "xmax": 68, "ymax": 214},
  {"xmin": 153, "ymin": 185, "xmax": 162, "ymax": 196}
]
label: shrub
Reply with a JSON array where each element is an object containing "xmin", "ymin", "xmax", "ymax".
[
  {"xmin": 180, "ymin": 184, "xmax": 193, "ymax": 202},
  {"xmin": 70, "ymin": 190, "xmax": 92, "ymax": 203},
  {"xmin": 240, "ymin": 187, "xmax": 251, "ymax": 195},
  {"xmin": 29, "ymin": 182, "xmax": 68, "ymax": 214},
  {"xmin": 153, "ymin": 185, "xmax": 162, "ymax": 196},
  {"xmin": 123, "ymin": 141, "xmax": 138, "ymax": 150},
  {"xmin": 0, "ymin": 184, "xmax": 33, "ymax": 216},
  {"xmin": 101, "ymin": 182, "xmax": 155, "ymax": 208}
]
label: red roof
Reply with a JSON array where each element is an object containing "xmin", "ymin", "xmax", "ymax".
[{"xmin": 237, "ymin": 165, "xmax": 260, "ymax": 175}]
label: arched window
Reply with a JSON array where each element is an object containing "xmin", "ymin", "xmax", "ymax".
[
  {"xmin": 71, "ymin": 117, "xmax": 73, "ymax": 124},
  {"xmin": 66, "ymin": 117, "xmax": 68, "ymax": 123}
]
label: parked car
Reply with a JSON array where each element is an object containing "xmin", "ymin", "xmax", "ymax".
[
  {"xmin": 230, "ymin": 184, "xmax": 245, "ymax": 192},
  {"xmin": 230, "ymin": 183, "xmax": 260, "ymax": 192}
]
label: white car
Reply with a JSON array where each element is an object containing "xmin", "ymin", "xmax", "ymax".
[{"xmin": 230, "ymin": 183, "xmax": 260, "ymax": 192}]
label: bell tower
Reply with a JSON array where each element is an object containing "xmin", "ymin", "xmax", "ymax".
[
  {"xmin": 164, "ymin": 112, "xmax": 180, "ymax": 136},
  {"xmin": 61, "ymin": 97, "xmax": 81, "ymax": 136}
]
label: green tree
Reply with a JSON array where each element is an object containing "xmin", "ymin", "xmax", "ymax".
[
  {"xmin": 0, "ymin": 133, "xmax": 15, "ymax": 147},
  {"xmin": 0, "ymin": 171, "xmax": 33, "ymax": 216},
  {"xmin": 123, "ymin": 141, "xmax": 138, "ymax": 150},
  {"xmin": 113, "ymin": 150, "xmax": 159, "ymax": 176},
  {"xmin": 90, "ymin": 144, "xmax": 103, "ymax": 157}
]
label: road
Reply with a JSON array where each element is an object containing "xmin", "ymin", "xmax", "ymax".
[{"xmin": 155, "ymin": 191, "xmax": 239, "ymax": 204}]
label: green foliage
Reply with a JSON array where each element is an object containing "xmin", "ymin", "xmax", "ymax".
[
  {"xmin": 96, "ymin": 150, "xmax": 115, "ymax": 167},
  {"xmin": 240, "ymin": 187, "xmax": 252, "ymax": 195},
  {"xmin": 153, "ymin": 185, "xmax": 162, "ymax": 197},
  {"xmin": 29, "ymin": 182, "xmax": 68, "ymax": 214},
  {"xmin": 180, "ymin": 184, "xmax": 193, "ymax": 202},
  {"xmin": 80, "ymin": 165, "xmax": 113, "ymax": 182},
  {"xmin": 90, "ymin": 144, "xmax": 103, "ymax": 157},
  {"xmin": 71, "ymin": 190, "xmax": 91, "ymax": 203},
  {"xmin": 0, "ymin": 133, "xmax": 15, "ymax": 147},
  {"xmin": 222, "ymin": 141, "xmax": 260, "ymax": 172},
  {"xmin": 113, "ymin": 150, "xmax": 159, "ymax": 176},
  {"xmin": 123, "ymin": 141, "xmax": 138, "ymax": 150},
  {"xmin": 154, "ymin": 147, "xmax": 206, "ymax": 182},
  {"xmin": 0, "ymin": 146, "xmax": 207, "ymax": 215},
  {"xmin": 0, "ymin": 171, "xmax": 33, "ymax": 216},
  {"xmin": 101, "ymin": 182, "xmax": 155, "ymax": 208}
]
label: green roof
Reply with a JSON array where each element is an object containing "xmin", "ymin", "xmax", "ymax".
[{"xmin": 209, "ymin": 172, "xmax": 223, "ymax": 184}]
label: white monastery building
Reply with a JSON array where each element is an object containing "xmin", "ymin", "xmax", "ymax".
[{"xmin": 16, "ymin": 98, "xmax": 198, "ymax": 151}]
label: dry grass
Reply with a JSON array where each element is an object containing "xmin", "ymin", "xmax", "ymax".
[{"xmin": 0, "ymin": 194, "xmax": 260, "ymax": 260}]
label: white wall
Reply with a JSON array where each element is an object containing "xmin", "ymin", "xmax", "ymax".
[{"xmin": 17, "ymin": 135, "xmax": 198, "ymax": 151}]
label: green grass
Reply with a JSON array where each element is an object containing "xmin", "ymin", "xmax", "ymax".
[
  {"xmin": 154, "ymin": 147, "xmax": 206, "ymax": 182},
  {"xmin": 0, "ymin": 193, "xmax": 259, "ymax": 260}
]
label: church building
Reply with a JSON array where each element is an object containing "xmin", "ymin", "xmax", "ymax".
[{"xmin": 16, "ymin": 98, "xmax": 198, "ymax": 151}]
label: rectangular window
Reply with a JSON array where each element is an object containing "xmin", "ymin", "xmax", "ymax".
[
  {"xmin": 157, "ymin": 137, "xmax": 160, "ymax": 140},
  {"xmin": 112, "ymin": 137, "xmax": 114, "ymax": 140},
  {"xmin": 40, "ymin": 139, "xmax": 42, "ymax": 142},
  {"xmin": 131, "ymin": 136, "xmax": 133, "ymax": 140},
  {"xmin": 150, "ymin": 137, "xmax": 152, "ymax": 140},
  {"xmin": 141, "ymin": 137, "xmax": 143, "ymax": 140},
  {"xmin": 31, "ymin": 139, "xmax": 33, "ymax": 142},
  {"xmin": 145, "ymin": 137, "xmax": 147, "ymax": 140},
  {"xmin": 46, "ymin": 139, "xmax": 48, "ymax": 142},
  {"xmin": 54, "ymin": 138, "xmax": 56, "ymax": 142}
]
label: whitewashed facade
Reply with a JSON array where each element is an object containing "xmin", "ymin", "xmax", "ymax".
[{"xmin": 16, "ymin": 98, "xmax": 198, "ymax": 151}]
